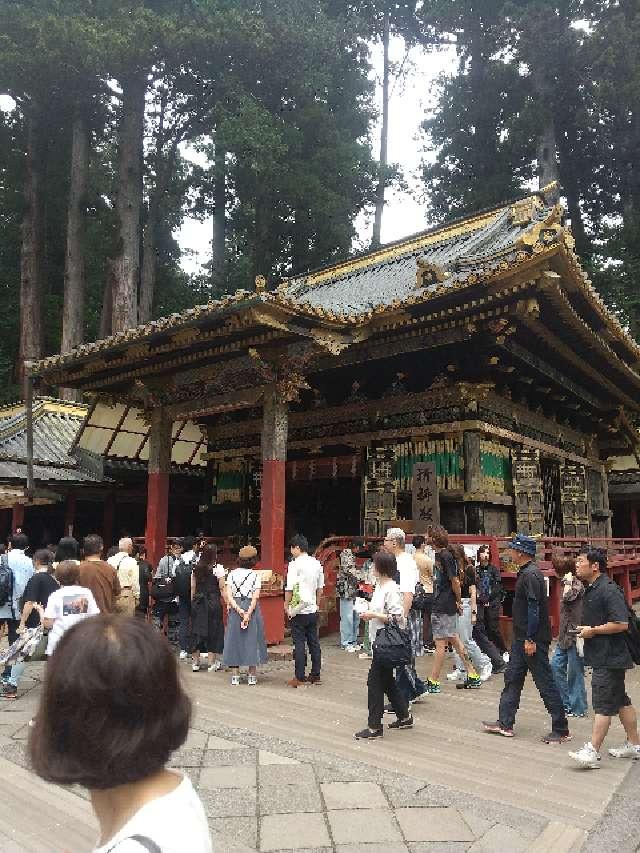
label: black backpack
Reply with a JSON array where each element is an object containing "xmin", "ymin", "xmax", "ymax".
[
  {"xmin": 624, "ymin": 603, "xmax": 640, "ymax": 665},
  {"xmin": 173, "ymin": 556, "xmax": 194, "ymax": 599},
  {"xmin": 0, "ymin": 554, "xmax": 13, "ymax": 609}
]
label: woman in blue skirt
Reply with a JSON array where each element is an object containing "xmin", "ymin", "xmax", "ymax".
[{"xmin": 222, "ymin": 545, "xmax": 268, "ymax": 685}]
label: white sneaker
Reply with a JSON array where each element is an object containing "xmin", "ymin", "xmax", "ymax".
[
  {"xmin": 569, "ymin": 742, "xmax": 601, "ymax": 769},
  {"xmin": 447, "ymin": 668, "xmax": 465, "ymax": 681},
  {"xmin": 179, "ymin": 650, "xmax": 188, "ymax": 660},
  {"xmin": 208, "ymin": 661, "xmax": 222, "ymax": 672},
  {"xmin": 358, "ymin": 652, "xmax": 373, "ymax": 660},
  {"xmin": 502, "ymin": 652, "xmax": 510, "ymax": 663},
  {"xmin": 247, "ymin": 675, "xmax": 257, "ymax": 686},
  {"xmin": 192, "ymin": 663, "xmax": 200, "ymax": 672},
  {"xmin": 231, "ymin": 675, "xmax": 241, "ymax": 686},
  {"xmin": 345, "ymin": 645, "xmax": 357, "ymax": 653},
  {"xmin": 608, "ymin": 741, "xmax": 640, "ymax": 759},
  {"xmin": 480, "ymin": 663, "xmax": 493, "ymax": 682}
]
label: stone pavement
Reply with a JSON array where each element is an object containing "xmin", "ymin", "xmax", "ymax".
[{"xmin": 0, "ymin": 645, "xmax": 638, "ymax": 851}]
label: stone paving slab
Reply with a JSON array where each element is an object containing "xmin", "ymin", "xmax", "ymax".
[
  {"xmin": 208, "ymin": 734, "xmax": 251, "ymax": 750},
  {"xmin": 259, "ymin": 762, "xmax": 317, "ymax": 787},
  {"xmin": 408, "ymin": 844, "xmax": 471, "ymax": 853},
  {"xmin": 327, "ymin": 808, "xmax": 403, "ymax": 845},
  {"xmin": 259, "ymin": 782, "xmax": 323, "ymax": 814},
  {"xmin": 395, "ymin": 808, "xmax": 475, "ymax": 843},
  {"xmin": 335, "ymin": 845, "xmax": 410, "ymax": 853},
  {"xmin": 528, "ymin": 821, "xmax": 587, "ymax": 853},
  {"xmin": 202, "ymin": 747, "xmax": 257, "ymax": 766},
  {"xmin": 467, "ymin": 824, "xmax": 529, "ymax": 852},
  {"xmin": 209, "ymin": 816, "xmax": 258, "ymax": 848},
  {"xmin": 200, "ymin": 764, "xmax": 257, "ymax": 789},
  {"xmin": 321, "ymin": 781, "xmax": 388, "ymax": 810},
  {"xmin": 260, "ymin": 812, "xmax": 331, "ymax": 851},
  {"xmin": 199, "ymin": 786, "xmax": 258, "ymax": 818},
  {"xmin": 259, "ymin": 749, "xmax": 300, "ymax": 765}
]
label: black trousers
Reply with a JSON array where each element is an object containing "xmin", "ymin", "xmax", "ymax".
[
  {"xmin": 474, "ymin": 605, "xmax": 503, "ymax": 670},
  {"xmin": 498, "ymin": 639, "xmax": 568, "ymax": 733},
  {"xmin": 368, "ymin": 658, "xmax": 409, "ymax": 729},
  {"xmin": 290, "ymin": 612, "xmax": 321, "ymax": 681},
  {"xmin": 484, "ymin": 603, "xmax": 506, "ymax": 652}
]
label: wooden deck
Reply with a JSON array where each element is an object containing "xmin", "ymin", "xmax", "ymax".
[{"xmin": 193, "ymin": 643, "xmax": 636, "ymax": 831}]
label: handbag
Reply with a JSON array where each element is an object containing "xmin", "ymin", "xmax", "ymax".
[
  {"xmin": 372, "ymin": 616, "xmax": 412, "ymax": 668},
  {"xmin": 150, "ymin": 575, "xmax": 175, "ymax": 603}
]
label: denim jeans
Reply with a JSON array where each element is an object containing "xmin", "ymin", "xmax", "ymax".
[
  {"xmin": 498, "ymin": 639, "xmax": 568, "ymax": 733},
  {"xmin": 452, "ymin": 599, "xmax": 491, "ymax": 672},
  {"xmin": 339, "ymin": 598, "xmax": 360, "ymax": 647},
  {"xmin": 396, "ymin": 662, "xmax": 427, "ymax": 702},
  {"xmin": 551, "ymin": 643, "xmax": 588, "ymax": 716}
]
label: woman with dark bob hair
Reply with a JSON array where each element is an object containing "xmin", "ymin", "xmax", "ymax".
[
  {"xmin": 354, "ymin": 549, "xmax": 413, "ymax": 739},
  {"xmin": 29, "ymin": 615, "xmax": 212, "ymax": 852}
]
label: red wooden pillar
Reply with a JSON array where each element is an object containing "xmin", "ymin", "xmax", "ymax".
[
  {"xmin": 64, "ymin": 491, "xmax": 77, "ymax": 537},
  {"xmin": 259, "ymin": 385, "xmax": 287, "ymax": 574},
  {"xmin": 145, "ymin": 407, "xmax": 172, "ymax": 570},
  {"xmin": 11, "ymin": 504, "xmax": 25, "ymax": 533}
]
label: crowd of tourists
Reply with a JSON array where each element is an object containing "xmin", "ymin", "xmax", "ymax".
[{"xmin": 0, "ymin": 521, "xmax": 638, "ymax": 851}]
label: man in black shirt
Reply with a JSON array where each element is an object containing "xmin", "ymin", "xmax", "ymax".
[
  {"xmin": 482, "ymin": 534, "xmax": 570, "ymax": 743},
  {"xmin": 569, "ymin": 548, "xmax": 639, "ymax": 769}
]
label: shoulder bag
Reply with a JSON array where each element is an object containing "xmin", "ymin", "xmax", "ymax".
[{"xmin": 372, "ymin": 615, "xmax": 412, "ymax": 668}]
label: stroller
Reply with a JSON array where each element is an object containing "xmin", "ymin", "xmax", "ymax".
[{"xmin": 0, "ymin": 626, "xmax": 44, "ymax": 668}]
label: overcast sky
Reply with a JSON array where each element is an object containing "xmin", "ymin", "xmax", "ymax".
[{"xmin": 178, "ymin": 38, "xmax": 457, "ymax": 273}]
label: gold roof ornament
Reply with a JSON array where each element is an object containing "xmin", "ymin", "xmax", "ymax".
[
  {"xmin": 510, "ymin": 196, "xmax": 543, "ymax": 226},
  {"xmin": 416, "ymin": 259, "xmax": 450, "ymax": 289},
  {"xmin": 255, "ymin": 275, "xmax": 267, "ymax": 293}
]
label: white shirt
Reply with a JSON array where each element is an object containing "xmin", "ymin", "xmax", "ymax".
[
  {"xmin": 369, "ymin": 578, "xmax": 404, "ymax": 643},
  {"xmin": 93, "ymin": 775, "xmax": 212, "ymax": 853},
  {"xmin": 108, "ymin": 552, "xmax": 140, "ymax": 599},
  {"xmin": 44, "ymin": 585, "xmax": 99, "ymax": 655},
  {"xmin": 286, "ymin": 554, "xmax": 324, "ymax": 615},
  {"xmin": 226, "ymin": 568, "xmax": 261, "ymax": 599},
  {"xmin": 396, "ymin": 551, "xmax": 419, "ymax": 594}
]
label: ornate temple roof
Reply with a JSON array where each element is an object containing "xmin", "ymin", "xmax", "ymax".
[{"xmin": 31, "ymin": 186, "xmax": 640, "ymax": 440}]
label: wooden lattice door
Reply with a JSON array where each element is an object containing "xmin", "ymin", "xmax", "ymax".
[
  {"xmin": 561, "ymin": 463, "xmax": 589, "ymax": 538},
  {"xmin": 541, "ymin": 459, "xmax": 563, "ymax": 537},
  {"xmin": 512, "ymin": 448, "xmax": 545, "ymax": 536}
]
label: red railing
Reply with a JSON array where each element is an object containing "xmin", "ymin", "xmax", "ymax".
[{"xmin": 314, "ymin": 535, "xmax": 640, "ymax": 639}]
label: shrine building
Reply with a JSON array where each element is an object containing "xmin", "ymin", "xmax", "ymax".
[{"xmin": 31, "ymin": 186, "xmax": 640, "ymax": 572}]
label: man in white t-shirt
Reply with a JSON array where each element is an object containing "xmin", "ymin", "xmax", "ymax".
[
  {"xmin": 285, "ymin": 534, "xmax": 324, "ymax": 688},
  {"xmin": 383, "ymin": 528, "xmax": 427, "ymax": 704}
]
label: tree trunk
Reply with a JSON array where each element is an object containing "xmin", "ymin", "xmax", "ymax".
[
  {"xmin": 111, "ymin": 71, "xmax": 146, "ymax": 333},
  {"xmin": 100, "ymin": 260, "xmax": 115, "ymax": 339},
  {"xmin": 139, "ymin": 195, "xmax": 158, "ymax": 325},
  {"xmin": 371, "ymin": 12, "xmax": 390, "ymax": 250},
  {"xmin": 211, "ymin": 143, "xmax": 226, "ymax": 293},
  {"xmin": 61, "ymin": 111, "xmax": 88, "ymax": 356},
  {"xmin": 537, "ymin": 120, "xmax": 560, "ymax": 191},
  {"xmin": 18, "ymin": 104, "xmax": 45, "ymax": 388}
]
